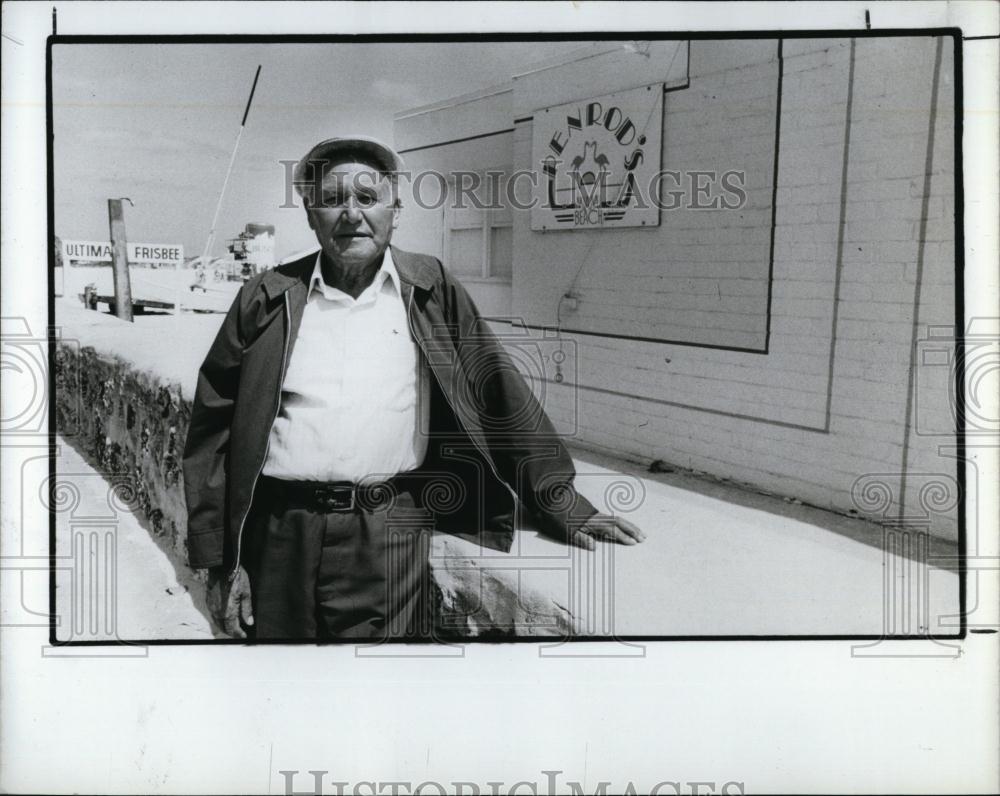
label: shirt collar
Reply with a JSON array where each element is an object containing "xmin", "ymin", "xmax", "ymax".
[{"xmin": 307, "ymin": 248, "xmax": 401, "ymax": 303}]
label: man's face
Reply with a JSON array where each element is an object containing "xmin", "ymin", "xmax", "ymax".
[{"xmin": 306, "ymin": 160, "xmax": 400, "ymax": 269}]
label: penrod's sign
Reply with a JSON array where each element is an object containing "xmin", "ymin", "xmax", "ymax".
[
  {"xmin": 531, "ymin": 83, "xmax": 663, "ymax": 231},
  {"xmin": 62, "ymin": 240, "xmax": 185, "ymax": 265}
]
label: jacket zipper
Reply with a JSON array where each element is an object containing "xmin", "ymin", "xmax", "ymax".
[
  {"xmin": 230, "ymin": 291, "xmax": 292, "ymax": 581},
  {"xmin": 405, "ymin": 288, "xmax": 510, "ymax": 494}
]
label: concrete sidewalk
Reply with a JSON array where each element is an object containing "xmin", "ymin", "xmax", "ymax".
[
  {"xmin": 434, "ymin": 446, "xmax": 961, "ymax": 638},
  {"xmin": 53, "ymin": 438, "xmax": 215, "ymax": 642}
]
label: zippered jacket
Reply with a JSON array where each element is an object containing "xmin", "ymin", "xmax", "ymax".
[{"xmin": 182, "ymin": 246, "xmax": 599, "ymax": 571}]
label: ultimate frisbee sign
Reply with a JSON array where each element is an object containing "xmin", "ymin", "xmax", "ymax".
[
  {"xmin": 531, "ymin": 83, "xmax": 663, "ymax": 231},
  {"xmin": 62, "ymin": 240, "xmax": 184, "ymax": 266}
]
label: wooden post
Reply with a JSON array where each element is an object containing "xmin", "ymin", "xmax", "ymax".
[{"xmin": 107, "ymin": 198, "xmax": 133, "ymax": 322}]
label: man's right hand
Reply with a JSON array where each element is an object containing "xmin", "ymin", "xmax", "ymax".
[{"xmin": 207, "ymin": 565, "xmax": 254, "ymax": 638}]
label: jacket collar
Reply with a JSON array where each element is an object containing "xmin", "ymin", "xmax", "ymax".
[{"xmin": 260, "ymin": 244, "xmax": 436, "ymax": 300}]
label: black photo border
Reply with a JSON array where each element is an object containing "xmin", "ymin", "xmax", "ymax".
[{"xmin": 46, "ymin": 28, "xmax": 968, "ymax": 647}]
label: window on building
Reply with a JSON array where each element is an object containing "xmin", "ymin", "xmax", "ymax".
[{"xmin": 442, "ymin": 172, "xmax": 512, "ymax": 281}]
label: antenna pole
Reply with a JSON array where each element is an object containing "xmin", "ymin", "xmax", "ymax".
[{"xmin": 192, "ymin": 65, "xmax": 262, "ymax": 307}]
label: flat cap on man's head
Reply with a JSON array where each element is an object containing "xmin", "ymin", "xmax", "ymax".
[{"xmin": 294, "ymin": 135, "xmax": 405, "ymax": 197}]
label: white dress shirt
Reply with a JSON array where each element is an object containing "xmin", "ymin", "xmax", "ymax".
[{"xmin": 262, "ymin": 249, "xmax": 430, "ymax": 483}]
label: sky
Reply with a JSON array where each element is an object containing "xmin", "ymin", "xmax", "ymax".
[{"xmin": 52, "ymin": 41, "xmax": 595, "ymax": 260}]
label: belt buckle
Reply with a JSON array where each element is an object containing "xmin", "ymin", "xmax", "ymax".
[{"xmin": 314, "ymin": 484, "xmax": 355, "ymax": 512}]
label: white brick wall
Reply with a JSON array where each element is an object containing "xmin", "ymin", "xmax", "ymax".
[
  {"xmin": 523, "ymin": 37, "xmax": 958, "ymax": 540},
  {"xmin": 396, "ymin": 37, "xmax": 960, "ymax": 540}
]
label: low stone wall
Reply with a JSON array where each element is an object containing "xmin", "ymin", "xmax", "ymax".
[{"xmin": 56, "ymin": 339, "xmax": 190, "ymax": 564}]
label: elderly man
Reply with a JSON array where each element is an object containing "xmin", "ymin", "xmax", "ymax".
[{"xmin": 182, "ymin": 136, "xmax": 645, "ymax": 640}]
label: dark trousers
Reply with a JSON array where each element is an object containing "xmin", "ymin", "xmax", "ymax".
[{"xmin": 242, "ymin": 480, "xmax": 438, "ymax": 640}]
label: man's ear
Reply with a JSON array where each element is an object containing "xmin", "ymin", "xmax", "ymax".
[
  {"xmin": 305, "ymin": 207, "xmax": 316, "ymax": 231},
  {"xmin": 391, "ymin": 203, "xmax": 401, "ymax": 230}
]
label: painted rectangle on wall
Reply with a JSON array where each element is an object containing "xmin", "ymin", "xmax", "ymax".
[
  {"xmin": 515, "ymin": 40, "xmax": 781, "ymax": 351},
  {"xmin": 530, "ymin": 83, "xmax": 663, "ymax": 230}
]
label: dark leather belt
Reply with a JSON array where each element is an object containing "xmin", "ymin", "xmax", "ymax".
[{"xmin": 259, "ymin": 474, "xmax": 420, "ymax": 513}]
